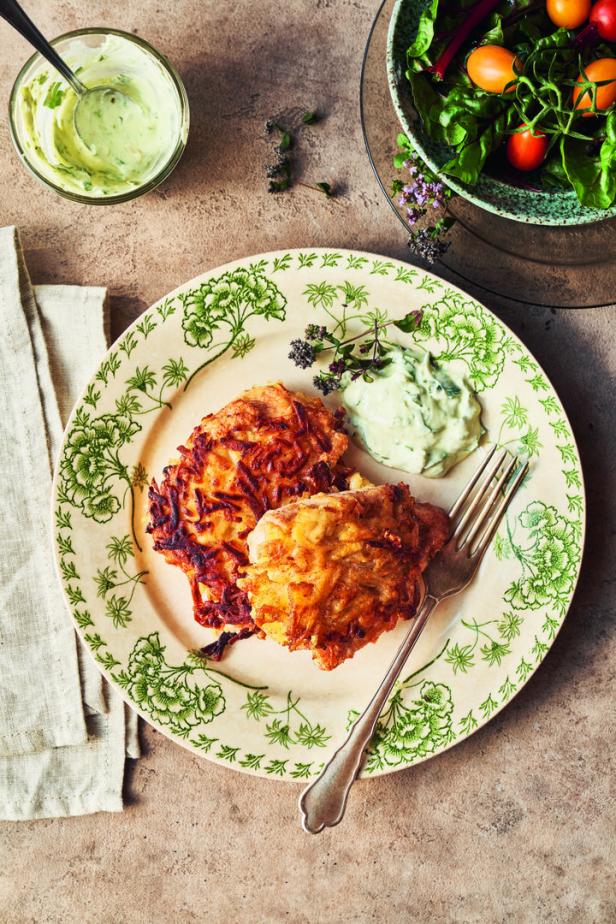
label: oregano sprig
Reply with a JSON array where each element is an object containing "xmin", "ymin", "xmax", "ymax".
[
  {"xmin": 288, "ymin": 310, "xmax": 423, "ymax": 395},
  {"xmin": 392, "ymin": 134, "xmax": 455, "ymax": 264},
  {"xmin": 265, "ymin": 109, "xmax": 336, "ymax": 197}
]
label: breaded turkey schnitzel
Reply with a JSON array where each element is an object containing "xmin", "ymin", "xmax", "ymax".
[
  {"xmin": 147, "ymin": 383, "xmax": 354, "ymax": 638},
  {"xmin": 238, "ymin": 483, "xmax": 449, "ymax": 670}
]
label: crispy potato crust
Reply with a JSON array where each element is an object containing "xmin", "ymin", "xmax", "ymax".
[
  {"xmin": 147, "ymin": 383, "xmax": 351, "ymax": 630},
  {"xmin": 239, "ymin": 484, "xmax": 449, "ymax": 670}
]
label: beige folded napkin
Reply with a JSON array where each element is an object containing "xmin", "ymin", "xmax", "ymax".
[{"xmin": 0, "ymin": 226, "xmax": 139, "ymax": 820}]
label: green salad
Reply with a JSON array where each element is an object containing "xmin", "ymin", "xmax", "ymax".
[{"xmin": 406, "ymin": 0, "xmax": 616, "ymax": 207}]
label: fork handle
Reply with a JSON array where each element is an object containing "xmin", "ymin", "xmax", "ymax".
[{"xmin": 299, "ymin": 594, "xmax": 438, "ymax": 834}]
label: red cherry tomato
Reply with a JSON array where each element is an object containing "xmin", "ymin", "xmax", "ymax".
[
  {"xmin": 467, "ymin": 45, "xmax": 521, "ymax": 94},
  {"xmin": 547, "ymin": 0, "xmax": 591, "ymax": 28},
  {"xmin": 573, "ymin": 57, "xmax": 616, "ymax": 114},
  {"xmin": 589, "ymin": 0, "xmax": 616, "ymax": 41},
  {"xmin": 506, "ymin": 126, "xmax": 549, "ymax": 171}
]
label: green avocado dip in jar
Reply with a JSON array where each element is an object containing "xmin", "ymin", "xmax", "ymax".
[{"xmin": 9, "ymin": 29, "xmax": 189, "ymax": 202}]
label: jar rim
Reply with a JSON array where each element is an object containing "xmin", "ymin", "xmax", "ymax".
[{"xmin": 8, "ymin": 27, "xmax": 190, "ymax": 204}]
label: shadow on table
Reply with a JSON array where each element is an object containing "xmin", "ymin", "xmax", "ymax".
[{"xmin": 159, "ymin": 19, "xmax": 349, "ymax": 201}]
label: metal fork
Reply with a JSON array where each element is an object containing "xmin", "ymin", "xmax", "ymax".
[{"xmin": 299, "ymin": 446, "xmax": 529, "ymax": 834}]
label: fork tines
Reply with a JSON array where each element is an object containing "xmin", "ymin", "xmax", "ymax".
[{"xmin": 450, "ymin": 446, "xmax": 529, "ymax": 560}]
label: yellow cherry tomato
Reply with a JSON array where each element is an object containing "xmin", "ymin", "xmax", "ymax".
[
  {"xmin": 573, "ymin": 57, "xmax": 616, "ymax": 115},
  {"xmin": 546, "ymin": 0, "xmax": 591, "ymax": 29},
  {"xmin": 467, "ymin": 45, "xmax": 521, "ymax": 94}
]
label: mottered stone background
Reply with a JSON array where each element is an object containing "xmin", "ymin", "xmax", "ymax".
[{"xmin": 0, "ymin": 1, "xmax": 614, "ymax": 921}]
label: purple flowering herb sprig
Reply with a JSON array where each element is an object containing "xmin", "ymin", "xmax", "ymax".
[
  {"xmin": 265, "ymin": 111, "xmax": 335, "ymax": 197},
  {"xmin": 288, "ymin": 309, "xmax": 423, "ymax": 396},
  {"xmin": 392, "ymin": 133, "xmax": 455, "ymax": 264}
]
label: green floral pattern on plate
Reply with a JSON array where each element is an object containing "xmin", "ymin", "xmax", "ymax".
[
  {"xmin": 52, "ymin": 249, "xmax": 585, "ymax": 781},
  {"xmin": 414, "ymin": 292, "xmax": 506, "ymax": 391},
  {"xmin": 179, "ymin": 263, "xmax": 287, "ymax": 388},
  {"xmin": 118, "ymin": 633, "xmax": 225, "ymax": 736}
]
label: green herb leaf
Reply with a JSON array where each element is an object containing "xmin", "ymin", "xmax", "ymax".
[
  {"xmin": 479, "ymin": 15, "xmax": 505, "ymax": 46},
  {"xmin": 43, "ymin": 81, "xmax": 65, "ymax": 109},
  {"xmin": 540, "ymin": 154, "xmax": 569, "ymax": 190},
  {"xmin": 302, "ymin": 110, "xmax": 318, "ymax": 124},
  {"xmin": 407, "ymin": 73, "xmax": 449, "ymax": 145},
  {"xmin": 278, "ymin": 131, "xmax": 293, "ymax": 152},
  {"xmin": 268, "ymin": 158, "xmax": 291, "ymax": 193},
  {"xmin": 434, "ymin": 368, "xmax": 461, "ymax": 398},
  {"xmin": 393, "ymin": 310, "xmax": 423, "ymax": 333},
  {"xmin": 315, "ymin": 181, "xmax": 334, "ymax": 197}
]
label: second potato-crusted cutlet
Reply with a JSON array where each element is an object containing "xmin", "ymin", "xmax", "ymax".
[
  {"xmin": 147, "ymin": 383, "xmax": 353, "ymax": 635},
  {"xmin": 239, "ymin": 483, "xmax": 450, "ymax": 670}
]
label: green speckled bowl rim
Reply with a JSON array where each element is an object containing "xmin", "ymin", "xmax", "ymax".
[{"xmin": 386, "ymin": 0, "xmax": 616, "ymax": 226}]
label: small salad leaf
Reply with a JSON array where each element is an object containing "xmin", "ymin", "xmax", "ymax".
[
  {"xmin": 561, "ymin": 138, "xmax": 605, "ymax": 206},
  {"xmin": 408, "ymin": 72, "xmax": 451, "ymax": 146},
  {"xmin": 528, "ymin": 24, "xmax": 571, "ymax": 52},
  {"xmin": 479, "ymin": 16, "xmax": 505, "ymax": 46},
  {"xmin": 408, "ymin": 71, "xmax": 442, "ymax": 126},
  {"xmin": 541, "ymin": 155, "xmax": 570, "ymax": 190},
  {"xmin": 515, "ymin": 20, "xmax": 541, "ymax": 50},
  {"xmin": 438, "ymin": 81, "xmax": 505, "ymax": 119},
  {"xmin": 443, "ymin": 107, "xmax": 516, "ymax": 184},
  {"xmin": 315, "ymin": 181, "xmax": 334, "ymax": 197},
  {"xmin": 561, "ymin": 113, "xmax": 616, "ymax": 208},
  {"xmin": 407, "ymin": 0, "xmax": 440, "ymax": 58}
]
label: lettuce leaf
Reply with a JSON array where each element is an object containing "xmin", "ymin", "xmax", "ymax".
[
  {"xmin": 409, "ymin": 70, "xmax": 509, "ymax": 154},
  {"xmin": 442, "ymin": 107, "xmax": 517, "ymax": 184},
  {"xmin": 407, "ymin": 0, "xmax": 440, "ymax": 58},
  {"xmin": 561, "ymin": 113, "xmax": 616, "ymax": 209}
]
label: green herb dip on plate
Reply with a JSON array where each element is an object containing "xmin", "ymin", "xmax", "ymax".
[{"xmin": 342, "ymin": 345, "xmax": 483, "ymax": 477}]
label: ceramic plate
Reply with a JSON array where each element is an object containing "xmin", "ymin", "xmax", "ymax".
[
  {"xmin": 387, "ymin": 0, "xmax": 616, "ymax": 226},
  {"xmin": 52, "ymin": 249, "xmax": 585, "ymax": 781}
]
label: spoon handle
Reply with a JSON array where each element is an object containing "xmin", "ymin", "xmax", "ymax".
[{"xmin": 0, "ymin": 0, "xmax": 84, "ymax": 94}]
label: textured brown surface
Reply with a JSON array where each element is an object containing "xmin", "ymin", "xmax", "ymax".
[{"xmin": 0, "ymin": 1, "xmax": 614, "ymax": 922}]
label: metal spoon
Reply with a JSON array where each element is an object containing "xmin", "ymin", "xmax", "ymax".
[{"xmin": 0, "ymin": 0, "xmax": 139, "ymax": 152}]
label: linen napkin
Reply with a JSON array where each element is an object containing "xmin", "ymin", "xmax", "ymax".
[{"xmin": 0, "ymin": 226, "xmax": 139, "ymax": 821}]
